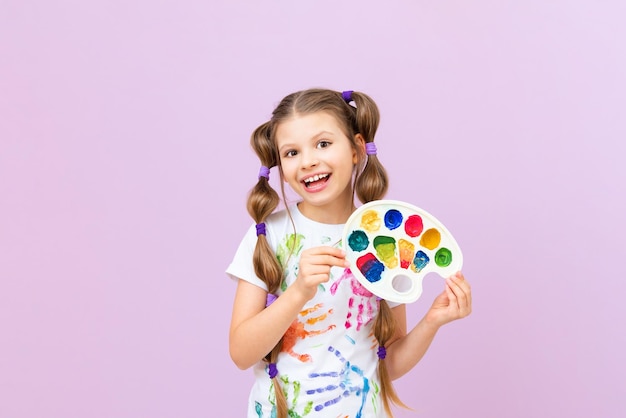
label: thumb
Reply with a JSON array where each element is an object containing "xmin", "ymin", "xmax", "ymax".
[{"xmin": 431, "ymin": 288, "xmax": 449, "ymax": 307}]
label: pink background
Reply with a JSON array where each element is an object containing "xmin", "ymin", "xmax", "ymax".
[{"xmin": 2, "ymin": 1, "xmax": 625, "ymax": 417}]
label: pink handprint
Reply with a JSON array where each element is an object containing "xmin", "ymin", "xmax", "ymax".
[{"xmin": 330, "ymin": 269, "xmax": 376, "ymax": 331}]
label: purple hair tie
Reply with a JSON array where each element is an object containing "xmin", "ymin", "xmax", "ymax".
[
  {"xmin": 266, "ymin": 293, "xmax": 277, "ymax": 307},
  {"xmin": 365, "ymin": 142, "xmax": 377, "ymax": 156},
  {"xmin": 341, "ymin": 90, "xmax": 354, "ymax": 102},
  {"xmin": 268, "ymin": 363, "xmax": 278, "ymax": 379},
  {"xmin": 256, "ymin": 222, "xmax": 266, "ymax": 236},
  {"xmin": 377, "ymin": 346, "xmax": 387, "ymax": 360},
  {"xmin": 258, "ymin": 166, "xmax": 270, "ymax": 180}
]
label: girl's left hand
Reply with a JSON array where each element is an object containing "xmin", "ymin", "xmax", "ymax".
[{"xmin": 425, "ymin": 271, "xmax": 472, "ymax": 327}]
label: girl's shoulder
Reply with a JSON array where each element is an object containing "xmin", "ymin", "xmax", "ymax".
[
  {"xmin": 266, "ymin": 206, "xmax": 292, "ymax": 224},
  {"xmin": 265, "ymin": 204, "xmax": 303, "ymax": 230}
]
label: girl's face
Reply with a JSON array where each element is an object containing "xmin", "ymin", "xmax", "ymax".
[{"xmin": 275, "ymin": 111, "xmax": 361, "ymax": 224}]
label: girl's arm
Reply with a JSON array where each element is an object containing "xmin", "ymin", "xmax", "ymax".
[
  {"xmin": 385, "ymin": 271, "xmax": 472, "ymax": 380},
  {"xmin": 229, "ymin": 278, "xmax": 310, "ymax": 370},
  {"xmin": 229, "ymin": 246, "xmax": 349, "ymax": 370}
]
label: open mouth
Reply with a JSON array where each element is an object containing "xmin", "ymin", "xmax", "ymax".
[{"xmin": 303, "ymin": 173, "xmax": 330, "ymax": 189}]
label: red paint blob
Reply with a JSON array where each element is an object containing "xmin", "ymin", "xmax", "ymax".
[
  {"xmin": 356, "ymin": 252, "xmax": 377, "ymax": 270},
  {"xmin": 404, "ymin": 215, "xmax": 424, "ymax": 237}
]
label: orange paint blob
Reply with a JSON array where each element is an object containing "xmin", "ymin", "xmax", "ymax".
[
  {"xmin": 399, "ymin": 239, "xmax": 415, "ymax": 269},
  {"xmin": 419, "ymin": 228, "xmax": 441, "ymax": 250}
]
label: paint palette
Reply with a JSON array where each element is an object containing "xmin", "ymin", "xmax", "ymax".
[{"xmin": 342, "ymin": 200, "xmax": 463, "ymax": 304}]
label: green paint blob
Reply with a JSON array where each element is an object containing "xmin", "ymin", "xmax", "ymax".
[
  {"xmin": 276, "ymin": 233, "xmax": 305, "ymax": 270},
  {"xmin": 435, "ymin": 247, "xmax": 453, "ymax": 267},
  {"xmin": 373, "ymin": 236, "xmax": 397, "ymax": 268}
]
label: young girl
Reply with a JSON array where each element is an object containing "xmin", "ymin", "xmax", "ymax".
[{"xmin": 227, "ymin": 88, "xmax": 472, "ymax": 418}]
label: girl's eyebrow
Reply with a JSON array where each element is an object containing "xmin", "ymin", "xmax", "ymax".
[
  {"xmin": 277, "ymin": 142, "xmax": 295, "ymax": 154},
  {"xmin": 312, "ymin": 130, "xmax": 335, "ymax": 140}
]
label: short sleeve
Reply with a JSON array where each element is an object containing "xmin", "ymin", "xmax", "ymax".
[
  {"xmin": 387, "ymin": 300, "xmax": 402, "ymax": 309},
  {"xmin": 225, "ymin": 224, "xmax": 269, "ymax": 291}
]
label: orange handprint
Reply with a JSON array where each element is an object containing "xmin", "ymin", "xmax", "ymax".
[{"xmin": 282, "ymin": 303, "xmax": 335, "ymax": 362}]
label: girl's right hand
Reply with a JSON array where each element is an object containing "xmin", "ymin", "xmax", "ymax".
[{"xmin": 293, "ymin": 246, "xmax": 349, "ymax": 301}]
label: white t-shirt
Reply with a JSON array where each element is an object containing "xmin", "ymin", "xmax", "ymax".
[{"xmin": 227, "ymin": 204, "xmax": 399, "ymax": 418}]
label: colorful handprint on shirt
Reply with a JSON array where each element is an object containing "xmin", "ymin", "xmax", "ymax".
[
  {"xmin": 306, "ymin": 345, "xmax": 372, "ymax": 418},
  {"xmin": 255, "ymin": 375, "xmax": 314, "ymax": 418},
  {"xmin": 282, "ymin": 303, "xmax": 335, "ymax": 362},
  {"xmin": 277, "ymin": 233, "xmax": 305, "ymax": 291},
  {"xmin": 330, "ymin": 268, "xmax": 376, "ymax": 331}
]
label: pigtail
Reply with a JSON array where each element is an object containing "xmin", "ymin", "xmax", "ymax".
[
  {"xmin": 247, "ymin": 122, "xmax": 282, "ymax": 293},
  {"xmin": 347, "ymin": 91, "xmax": 406, "ymax": 415},
  {"xmin": 350, "ymin": 91, "xmax": 389, "ymax": 204},
  {"xmin": 266, "ymin": 344, "xmax": 288, "ymax": 416},
  {"xmin": 247, "ymin": 122, "xmax": 290, "ymax": 418},
  {"xmin": 375, "ymin": 300, "xmax": 410, "ymax": 417}
]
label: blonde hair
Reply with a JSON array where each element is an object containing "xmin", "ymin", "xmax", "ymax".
[{"xmin": 247, "ymin": 88, "xmax": 407, "ymax": 417}]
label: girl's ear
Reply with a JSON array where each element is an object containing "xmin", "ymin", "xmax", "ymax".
[{"xmin": 353, "ymin": 133, "xmax": 365, "ymax": 164}]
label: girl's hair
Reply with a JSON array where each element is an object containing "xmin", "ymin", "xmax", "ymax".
[{"xmin": 247, "ymin": 88, "xmax": 407, "ymax": 417}]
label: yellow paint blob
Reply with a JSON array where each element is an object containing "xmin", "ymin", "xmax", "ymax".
[
  {"xmin": 420, "ymin": 228, "xmax": 441, "ymax": 250},
  {"xmin": 360, "ymin": 210, "xmax": 381, "ymax": 232},
  {"xmin": 375, "ymin": 243, "xmax": 398, "ymax": 269}
]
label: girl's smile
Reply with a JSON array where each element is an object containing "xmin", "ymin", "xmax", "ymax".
[{"xmin": 302, "ymin": 173, "xmax": 330, "ymax": 190}]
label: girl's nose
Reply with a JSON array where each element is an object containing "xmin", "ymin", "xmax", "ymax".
[{"xmin": 300, "ymin": 151, "xmax": 319, "ymax": 169}]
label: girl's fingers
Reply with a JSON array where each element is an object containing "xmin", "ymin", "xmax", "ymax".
[
  {"xmin": 446, "ymin": 274, "xmax": 472, "ymax": 317},
  {"xmin": 302, "ymin": 248, "xmax": 349, "ymax": 268},
  {"xmin": 449, "ymin": 273, "xmax": 471, "ymax": 300},
  {"xmin": 298, "ymin": 247, "xmax": 350, "ymax": 285},
  {"xmin": 301, "ymin": 258, "xmax": 346, "ymax": 273},
  {"xmin": 307, "ymin": 246, "xmax": 346, "ymax": 258},
  {"xmin": 444, "ymin": 279, "xmax": 459, "ymax": 302},
  {"xmin": 310, "ymin": 254, "xmax": 348, "ymax": 268},
  {"xmin": 444, "ymin": 278, "xmax": 458, "ymax": 307}
]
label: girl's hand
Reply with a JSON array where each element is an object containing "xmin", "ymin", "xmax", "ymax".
[
  {"xmin": 425, "ymin": 271, "xmax": 472, "ymax": 327},
  {"xmin": 293, "ymin": 246, "xmax": 349, "ymax": 301}
]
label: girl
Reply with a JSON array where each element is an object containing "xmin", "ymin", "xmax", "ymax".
[{"xmin": 227, "ymin": 88, "xmax": 472, "ymax": 418}]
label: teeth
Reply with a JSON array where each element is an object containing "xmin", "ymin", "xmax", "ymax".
[{"xmin": 304, "ymin": 174, "xmax": 328, "ymax": 183}]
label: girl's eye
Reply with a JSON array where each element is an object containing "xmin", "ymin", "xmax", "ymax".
[
  {"xmin": 317, "ymin": 140, "xmax": 331, "ymax": 149},
  {"xmin": 284, "ymin": 150, "xmax": 298, "ymax": 158}
]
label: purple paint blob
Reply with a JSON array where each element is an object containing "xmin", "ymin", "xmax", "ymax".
[
  {"xmin": 356, "ymin": 253, "xmax": 385, "ymax": 283},
  {"xmin": 384, "ymin": 209, "xmax": 403, "ymax": 230}
]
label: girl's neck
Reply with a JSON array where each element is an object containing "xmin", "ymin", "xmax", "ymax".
[{"xmin": 296, "ymin": 199, "xmax": 356, "ymax": 224}]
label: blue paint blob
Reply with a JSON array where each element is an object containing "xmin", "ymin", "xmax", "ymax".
[
  {"xmin": 413, "ymin": 250, "xmax": 430, "ymax": 272},
  {"xmin": 384, "ymin": 209, "xmax": 403, "ymax": 230},
  {"xmin": 347, "ymin": 230, "xmax": 369, "ymax": 252},
  {"xmin": 361, "ymin": 258, "xmax": 385, "ymax": 283}
]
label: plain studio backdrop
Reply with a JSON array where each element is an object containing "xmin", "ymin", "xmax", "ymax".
[{"xmin": 1, "ymin": 1, "xmax": 625, "ymax": 417}]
